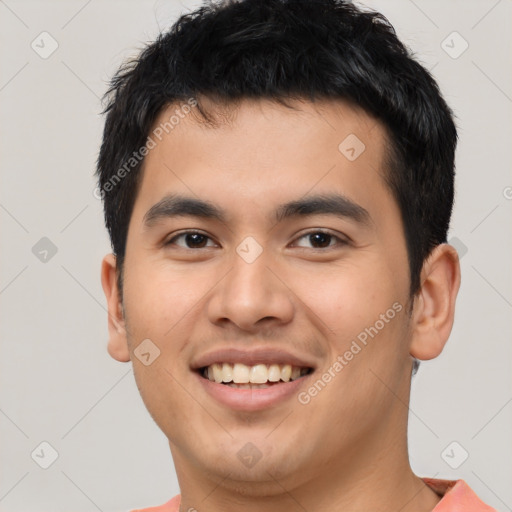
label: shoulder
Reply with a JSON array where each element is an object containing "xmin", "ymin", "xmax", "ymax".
[
  {"xmin": 422, "ymin": 478, "xmax": 497, "ymax": 511},
  {"xmin": 130, "ymin": 494, "xmax": 181, "ymax": 512}
]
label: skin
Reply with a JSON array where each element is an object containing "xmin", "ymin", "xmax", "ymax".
[{"xmin": 101, "ymin": 97, "xmax": 460, "ymax": 512}]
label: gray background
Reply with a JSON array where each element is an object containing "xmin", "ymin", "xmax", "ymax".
[{"xmin": 1, "ymin": 1, "xmax": 511, "ymax": 511}]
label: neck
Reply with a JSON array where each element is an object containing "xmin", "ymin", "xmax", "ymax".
[
  {"xmin": 173, "ymin": 425, "xmax": 441, "ymax": 512},
  {"xmin": 173, "ymin": 367, "xmax": 440, "ymax": 512}
]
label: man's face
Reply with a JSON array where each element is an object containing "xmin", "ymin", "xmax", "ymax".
[{"xmin": 116, "ymin": 98, "xmax": 415, "ymax": 488}]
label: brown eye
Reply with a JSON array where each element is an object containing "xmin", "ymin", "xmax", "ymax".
[
  {"xmin": 293, "ymin": 230, "xmax": 347, "ymax": 249},
  {"xmin": 166, "ymin": 231, "xmax": 215, "ymax": 249},
  {"xmin": 307, "ymin": 232, "xmax": 333, "ymax": 248}
]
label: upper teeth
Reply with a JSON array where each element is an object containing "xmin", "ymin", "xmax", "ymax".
[{"xmin": 204, "ymin": 363, "xmax": 309, "ymax": 384}]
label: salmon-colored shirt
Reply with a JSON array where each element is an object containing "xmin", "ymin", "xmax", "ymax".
[{"xmin": 131, "ymin": 478, "xmax": 496, "ymax": 511}]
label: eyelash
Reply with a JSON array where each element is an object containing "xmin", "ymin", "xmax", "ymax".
[{"xmin": 164, "ymin": 229, "xmax": 349, "ymax": 250}]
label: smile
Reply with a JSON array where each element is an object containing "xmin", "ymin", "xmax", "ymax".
[
  {"xmin": 201, "ymin": 362, "xmax": 312, "ymax": 388},
  {"xmin": 192, "ymin": 348, "xmax": 316, "ymax": 410}
]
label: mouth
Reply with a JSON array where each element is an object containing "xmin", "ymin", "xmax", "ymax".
[
  {"xmin": 192, "ymin": 348, "xmax": 317, "ymax": 410},
  {"xmin": 199, "ymin": 362, "xmax": 313, "ymax": 389}
]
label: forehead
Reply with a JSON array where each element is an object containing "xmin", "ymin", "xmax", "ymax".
[
  {"xmin": 169, "ymin": 96, "xmax": 387, "ymax": 159},
  {"xmin": 133, "ymin": 96, "xmax": 395, "ymax": 226}
]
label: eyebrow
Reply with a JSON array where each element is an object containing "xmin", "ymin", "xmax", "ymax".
[{"xmin": 142, "ymin": 193, "xmax": 371, "ymax": 229}]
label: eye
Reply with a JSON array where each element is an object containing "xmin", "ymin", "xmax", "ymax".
[
  {"xmin": 292, "ymin": 230, "xmax": 347, "ymax": 249},
  {"xmin": 164, "ymin": 229, "xmax": 347, "ymax": 250},
  {"xmin": 165, "ymin": 231, "xmax": 217, "ymax": 249}
]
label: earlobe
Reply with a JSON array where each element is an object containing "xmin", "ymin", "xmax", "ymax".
[
  {"xmin": 100, "ymin": 253, "xmax": 131, "ymax": 363},
  {"xmin": 409, "ymin": 244, "xmax": 461, "ymax": 360}
]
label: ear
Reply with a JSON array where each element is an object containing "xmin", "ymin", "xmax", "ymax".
[
  {"xmin": 409, "ymin": 243, "xmax": 461, "ymax": 360},
  {"xmin": 100, "ymin": 253, "xmax": 131, "ymax": 362}
]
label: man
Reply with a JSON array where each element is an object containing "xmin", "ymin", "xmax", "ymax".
[{"xmin": 97, "ymin": 0, "xmax": 495, "ymax": 510}]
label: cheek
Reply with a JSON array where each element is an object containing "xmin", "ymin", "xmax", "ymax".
[
  {"xmin": 122, "ymin": 258, "xmax": 208, "ymax": 344},
  {"xmin": 121, "ymin": 263, "xmax": 205, "ymax": 438},
  {"xmin": 286, "ymin": 259, "xmax": 403, "ymax": 347}
]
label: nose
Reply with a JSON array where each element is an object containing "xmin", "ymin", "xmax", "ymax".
[{"xmin": 207, "ymin": 247, "xmax": 295, "ymax": 333}]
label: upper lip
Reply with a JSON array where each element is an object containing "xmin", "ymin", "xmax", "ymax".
[{"xmin": 191, "ymin": 347, "xmax": 317, "ymax": 370}]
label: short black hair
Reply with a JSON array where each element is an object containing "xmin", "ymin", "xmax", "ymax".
[{"xmin": 96, "ymin": 0, "xmax": 458, "ymax": 298}]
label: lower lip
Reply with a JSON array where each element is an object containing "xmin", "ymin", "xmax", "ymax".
[{"xmin": 195, "ymin": 372, "xmax": 311, "ymax": 411}]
